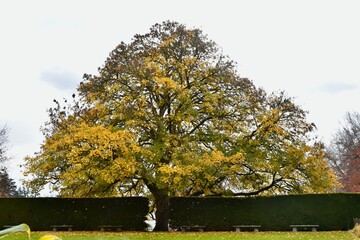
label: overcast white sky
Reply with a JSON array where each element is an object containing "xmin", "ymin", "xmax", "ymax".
[{"xmin": 1, "ymin": 0, "xmax": 359, "ymax": 190}]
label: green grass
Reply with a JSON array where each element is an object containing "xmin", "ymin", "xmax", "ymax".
[{"xmin": 5, "ymin": 231, "xmax": 358, "ymax": 240}]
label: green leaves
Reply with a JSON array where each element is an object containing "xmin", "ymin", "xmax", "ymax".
[{"xmin": 24, "ymin": 21, "xmax": 338, "ymax": 199}]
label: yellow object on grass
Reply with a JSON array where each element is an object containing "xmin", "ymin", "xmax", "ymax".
[
  {"xmin": 0, "ymin": 223, "xmax": 31, "ymax": 239},
  {"xmin": 39, "ymin": 235, "xmax": 62, "ymax": 240},
  {"xmin": 0, "ymin": 223, "xmax": 61, "ymax": 240}
]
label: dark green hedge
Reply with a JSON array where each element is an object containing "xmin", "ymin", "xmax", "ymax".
[
  {"xmin": 0, "ymin": 197, "xmax": 149, "ymax": 231},
  {"xmin": 3, "ymin": 194, "xmax": 360, "ymax": 231},
  {"xmin": 170, "ymin": 194, "xmax": 360, "ymax": 231}
]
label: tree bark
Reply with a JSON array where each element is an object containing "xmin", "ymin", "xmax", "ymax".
[{"xmin": 152, "ymin": 189, "xmax": 170, "ymax": 231}]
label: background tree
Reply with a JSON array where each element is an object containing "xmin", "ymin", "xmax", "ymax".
[
  {"xmin": 327, "ymin": 111, "xmax": 360, "ymax": 192},
  {"xmin": 0, "ymin": 125, "xmax": 9, "ymax": 162},
  {"xmin": 0, "ymin": 167, "xmax": 18, "ymax": 197},
  {"xmin": 0, "ymin": 125, "xmax": 20, "ymax": 197},
  {"xmin": 24, "ymin": 21, "xmax": 338, "ymax": 231}
]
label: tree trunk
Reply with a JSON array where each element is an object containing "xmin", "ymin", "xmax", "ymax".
[{"xmin": 152, "ymin": 189, "xmax": 170, "ymax": 231}]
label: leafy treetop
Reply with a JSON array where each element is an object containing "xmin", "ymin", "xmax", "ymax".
[{"xmin": 24, "ymin": 21, "xmax": 338, "ymax": 231}]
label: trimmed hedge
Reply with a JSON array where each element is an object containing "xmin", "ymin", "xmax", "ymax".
[
  {"xmin": 2, "ymin": 194, "xmax": 360, "ymax": 231},
  {"xmin": 0, "ymin": 197, "xmax": 149, "ymax": 231},
  {"xmin": 170, "ymin": 194, "xmax": 360, "ymax": 231}
]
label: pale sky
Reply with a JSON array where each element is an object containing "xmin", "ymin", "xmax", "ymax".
[{"xmin": 1, "ymin": 0, "xmax": 359, "ymax": 190}]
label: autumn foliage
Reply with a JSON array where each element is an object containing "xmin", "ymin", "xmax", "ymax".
[
  {"xmin": 328, "ymin": 112, "xmax": 360, "ymax": 192},
  {"xmin": 24, "ymin": 21, "xmax": 338, "ymax": 231}
]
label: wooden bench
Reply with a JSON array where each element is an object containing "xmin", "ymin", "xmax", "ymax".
[
  {"xmin": 178, "ymin": 225, "xmax": 205, "ymax": 232},
  {"xmin": 98, "ymin": 225, "xmax": 122, "ymax": 232},
  {"xmin": 233, "ymin": 225, "xmax": 261, "ymax": 232},
  {"xmin": 290, "ymin": 224, "xmax": 319, "ymax": 232},
  {"xmin": 50, "ymin": 225, "xmax": 73, "ymax": 231}
]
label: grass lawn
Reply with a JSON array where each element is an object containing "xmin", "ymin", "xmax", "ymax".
[{"xmin": 5, "ymin": 231, "xmax": 357, "ymax": 240}]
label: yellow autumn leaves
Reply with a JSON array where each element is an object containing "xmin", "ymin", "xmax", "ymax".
[
  {"xmin": 24, "ymin": 21, "xmax": 339, "ymax": 200},
  {"xmin": 25, "ymin": 122, "xmax": 141, "ymax": 196},
  {"xmin": 157, "ymin": 150, "xmax": 245, "ymax": 195}
]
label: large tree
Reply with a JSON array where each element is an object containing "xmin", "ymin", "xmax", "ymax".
[
  {"xmin": 327, "ymin": 111, "xmax": 360, "ymax": 191},
  {"xmin": 24, "ymin": 21, "xmax": 338, "ymax": 231}
]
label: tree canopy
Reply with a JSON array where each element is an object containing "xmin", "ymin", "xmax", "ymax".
[{"xmin": 24, "ymin": 21, "xmax": 338, "ymax": 231}]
